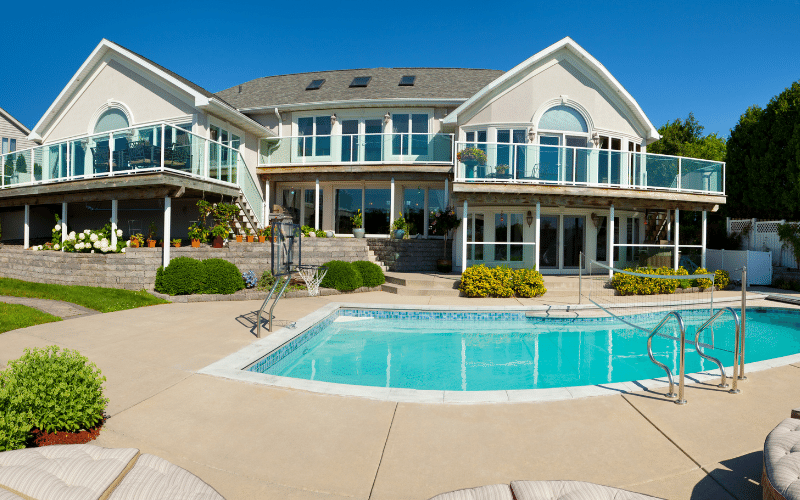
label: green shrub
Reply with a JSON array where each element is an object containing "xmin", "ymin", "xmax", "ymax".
[
  {"xmin": 693, "ymin": 267, "xmax": 713, "ymax": 290},
  {"xmin": 199, "ymin": 258, "xmax": 244, "ymax": 294},
  {"xmin": 715, "ymin": 269, "xmax": 730, "ymax": 290},
  {"xmin": 258, "ymin": 269, "xmax": 276, "ymax": 290},
  {"xmin": 0, "ymin": 346, "xmax": 107, "ymax": 435},
  {"xmin": 612, "ymin": 266, "xmax": 688, "ymax": 295},
  {"xmin": 320, "ymin": 260, "xmax": 363, "ymax": 291},
  {"xmin": 0, "ymin": 386, "xmax": 32, "ymax": 452},
  {"xmin": 155, "ymin": 257, "xmax": 206, "ymax": 295},
  {"xmin": 351, "ymin": 261, "xmax": 385, "ymax": 287},
  {"xmin": 491, "ymin": 266, "xmax": 515, "ymax": 298},
  {"xmin": 513, "ymin": 268, "xmax": 547, "ymax": 298}
]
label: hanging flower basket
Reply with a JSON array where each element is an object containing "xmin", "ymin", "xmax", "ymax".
[{"xmin": 457, "ymin": 147, "xmax": 487, "ymax": 164}]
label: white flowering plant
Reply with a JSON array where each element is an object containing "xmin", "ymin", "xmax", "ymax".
[{"xmin": 41, "ymin": 217, "xmax": 126, "ymax": 253}]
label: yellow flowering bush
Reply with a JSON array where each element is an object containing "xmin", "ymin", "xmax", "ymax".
[
  {"xmin": 715, "ymin": 269, "xmax": 730, "ymax": 289},
  {"xmin": 513, "ymin": 268, "xmax": 547, "ymax": 298},
  {"xmin": 693, "ymin": 267, "xmax": 713, "ymax": 290},
  {"xmin": 460, "ymin": 265, "xmax": 547, "ymax": 298},
  {"xmin": 612, "ymin": 266, "xmax": 687, "ymax": 295}
]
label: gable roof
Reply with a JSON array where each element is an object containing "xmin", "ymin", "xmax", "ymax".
[
  {"xmin": 0, "ymin": 106, "xmax": 32, "ymax": 136},
  {"xmin": 216, "ymin": 67, "xmax": 505, "ymax": 110},
  {"xmin": 29, "ymin": 39, "xmax": 272, "ymax": 142},
  {"xmin": 442, "ymin": 37, "xmax": 660, "ymax": 142}
]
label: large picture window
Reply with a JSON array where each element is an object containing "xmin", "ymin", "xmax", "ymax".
[
  {"xmin": 392, "ymin": 113, "xmax": 428, "ymax": 156},
  {"xmin": 335, "ymin": 188, "xmax": 390, "ymax": 234},
  {"xmin": 297, "ymin": 116, "xmax": 331, "ymax": 157}
]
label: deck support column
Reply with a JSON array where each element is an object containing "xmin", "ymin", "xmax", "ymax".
[
  {"xmin": 163, "ymin": 196, "xmax": 171, "ymax": 267},
  {"xmin": 444, "ymin": 178, "xmax": 449, "ymax": 207},
  {"xmin": 263, "ymin": 179, "xmax": 270, "ymax": 229},
  {"xmin": 674, "ymin": 208, "xmax": 680, "ymax": 269},
  {"xmin": 110, "ymin": 199, "xmax": 118, "ymax": 249},
  {"xmin": 61, "ymin": 202, "xmax": 67, "ymax": 250},
  {"xmin": 701, "ymin": 211, "xmax": 707, "ymax": 269},
  {"xmin": 314, "ymin": 178, "xmax": 320, "ymax": 230},
  {"xmin": 461, "ymin": 199, "xmax": 468, "ymax": 274},
  {"xmin": 535, "ymin": 202, "xmax": 540, "ymax": 271},
  {"xmin": 24, "ymin": 205, "xmax": 29, "ymax": 249},
  {"xmin": 608, "ymin": 204, "xmax": 614, "ymax": 278}
]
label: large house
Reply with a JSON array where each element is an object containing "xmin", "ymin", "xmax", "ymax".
[{"xmin": 0, "ymin": 37, "xmax": 725, "ymax": 274}]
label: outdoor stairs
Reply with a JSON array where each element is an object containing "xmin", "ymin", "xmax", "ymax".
[
  {"xmin": 233, "ymin": 191, "xmax": 258, "ymax": 234},
  {"xmin": 367, "ymin": 247, "xmax": 389, "ymax": 271},
  {"xmin": 381, "ymin": 272, "xmax": 461, "ymax": 296},
  {"xmin": 541, "ymin": 275, "xmax": 583, "ymax": 299}
]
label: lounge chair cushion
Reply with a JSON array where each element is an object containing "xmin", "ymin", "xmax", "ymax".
[
  {"xmin": 764, "ymin": 418, "xmax": 800, "ymax": 499},
  {"xmin": 510, "ymin": 480, "xmax": 663, "ymax": 500},
  {"xmin": 0, "ymin": 444, "xmax": 138, "ymax": 500},
  {"xmin": 428, "ymin": 484, "xmax": 512, "ymax": 500},
  {"xmin": 0, "ymin": 489, "xmax": 24, "ymax": 500},
  {"xmin": 108, "ymin": 454, "xmax": 223, "ymax": 500}
]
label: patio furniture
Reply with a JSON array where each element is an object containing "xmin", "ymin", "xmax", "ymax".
[
  {"xmin": 763, "ymin": 408, "xmax": 800, "ymax": 500},
  {"xmin": 128, "ymin": 141, "xmax": 158, "ymax": 168},
  {"xmin": 90, "ymin": 147, "xmax": 110, "ymax": 173},
  {"xmin": 428, "ymin": 480, "xmax": 663, "ymax": 500},
  {"xmin": 164, "ymin": 144, "xmax": 191, "ymax": 171},
  {"xmin": 0, "ymin": 444, "xmax": 224, "ymax": 500}
]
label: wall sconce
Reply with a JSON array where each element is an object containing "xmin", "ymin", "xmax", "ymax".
[
  {"xmin": 526, "ymin": 210, "xmax": 533, "ymax": 227},
  {"xmin": 330, "ymin": 113, "xmax": 337, "ymax": 126},
  {"xmin": 590, "ymin": 212, "xmax": 601, "ymax": 228},
  {"xmin": 591, "ymin": 132, "xmax": 602, "ymax": 149},
  {"xmin": 527, "ymin": 127, "xmax": 535, "ymax": 143},
  {"xmin": 499, "ymin": 211, "xmax": 504, "ymax": 223},
  {"xmin": 384, "ymin": 112, "xmax": 391, "ymax": 125}
]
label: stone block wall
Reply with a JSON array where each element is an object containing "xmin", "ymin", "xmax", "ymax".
[{"xmin": 366, "ymin": 238, "xmax": 452, "ymax": 272}]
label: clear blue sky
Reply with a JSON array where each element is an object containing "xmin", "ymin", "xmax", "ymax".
[{"xmin": 2, "ymin": 0, "xmax": 798, "ymax": 139}]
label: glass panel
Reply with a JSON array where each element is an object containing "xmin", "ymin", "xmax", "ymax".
[
  {"xmin": 112, "ymin": 130, "xmax": 132, "ymax": 172},
  {"xmin": 365, "ymin": 119, "xmax": 382, "ymax": 161},
  {"xmin": 598, "ymin": 136, "xmax": 609, "ymax": 183},
  {"xmin": 428, "ymin": 189, "xmax": 446, "ymax": 215},
  {"xmin": 403, "ymin": 188, "xmax": 425, "ymax": 235},
  {"xmin": 9, "ymin": 139, "xmax": 15, "ymax": 153},
  {"xmin": 341, "ymin": 120, "xmax": 358, "ymax": 162},
  {"xmin": 393, "ymin": 114, "xmax": 409, "ymax": 155},
  {"xmin": 298, "ymin": 117, "xmax": 313, "ymax": 157},
  {"xmin": 538, "ymin": 105, "xmax": 588, "ymax": 133},
  {"xmin": 335, "ymin": 188, "xmax": 361, "ymax": 233},
  {"xmin": 539, "ymin": 216, "xmax": 559, "ymax": 268},
  {"xmin": 563, "ymin": 216, "xmax": 585, "ymax": 268},
  {"xmin": 411, "ymin": 114, "xmax": 427, "ymax": 155},
  {"xmin": 315, "ymin": 116, "xmax": 331, "ymax": 156},
  {"xmin": 282, "ymin": 188, "xmax": 301, "ymax": 225},
  {"xmin": 94, "ymin": 109, "xmax": 129, "ymax": 133},
  {"xmin": 164, "ymin": 125, "xmax": 194, "ymax": 174},
  {"xmin": 510, "ymin": 213, "xmax": 523, "ymax": 262},
  {"xmin": 304, "ymin": 189, "xmax": 322, "ymax": 228},
  {"xmin": 1, "ymin": 138, "xmax": 7, "ymax": 154},
  {"xmin": 610, "ymin": 138, "xmax": 621, "ymax": 185},
  {"xmin": 365, "ymin": 188, "xmax": 390, "ymax": 234},
  {"xmin": 538, "ymin": 136, "xmax": 560, "ymax": 182},
  {"xmin": 497, "ymin": 130, "xmax": 510, "ymax": 175},
  {"xmin": 513, "ymin": 130, "xmax": 526, "ymax": 179},
  {"xmin": 495, "ymin": 213, "xmax": 508, "ymax": 261},
  {"xmin": 596, "ymin": 216, "xmax": 607, "ymax": 262},
  {"xmin": 626, "ymin": 218, "xmax": 640, "ymax": 263},
  {"xmin": 474, "ymin": 214, "xmax": 484, "ymax": 261}
]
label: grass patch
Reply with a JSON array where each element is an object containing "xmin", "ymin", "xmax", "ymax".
[
  {"xmin": 0, "ymin": 278, "xmax": 168, "ymax": 313},
  {"xmin": 0, "ymin": 303, "xmax": 61, "ymax": 333}
]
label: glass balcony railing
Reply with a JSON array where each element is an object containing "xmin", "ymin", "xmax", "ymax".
[
  {"xmin": 1, "ymin": 122, "xmax": 263, "ymax": 225},
  {"xmin": 454, "ymin": 142, "xmax": 725, "ymax": 195},
  {"xmin": 259, "ymin": 133, "xmax": 453, "ymax": 166}
]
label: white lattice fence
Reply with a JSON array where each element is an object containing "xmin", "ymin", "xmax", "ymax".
[
  {"xmin": 706, "ymin": 249, "xmax": 772, "ymax": 285},
  {"xmin": 727, "ymin": 218, "xmax": 797, "ymax": 267}
]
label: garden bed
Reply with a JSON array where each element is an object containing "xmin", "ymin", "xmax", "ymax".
[{"xmin": 151, "ymin": 285, "xmax": 383, "ymax": 303}]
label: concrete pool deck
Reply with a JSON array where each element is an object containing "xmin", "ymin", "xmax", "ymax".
[{"xmin": 0, "ymin": 285, "xmax": 797, "ymax": 499}]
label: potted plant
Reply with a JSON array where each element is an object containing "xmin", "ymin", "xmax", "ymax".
[
  {"xmin": 146, "ymin": 222, "xmax": 157, "ymax": 248},
  {"xmin": 188, "ymin": 222, "xmax": 205, "ymax": 248},
  {"xmin": 391, "ymin": 212, "xmax": 407, "ymax": 239},
  {"xmin": 235, "ymin": 232, "xmax": 243, "ymax": 243},
  {"xmin": 245, "ymin": 227, "xmax": 254, "ymax": 243},
  {"xmin": 258, "ymin": 227, "xmax": 270, "ymax": 243},
  {"xmin": 429, "ymin": 207, "xmax": 461, "ymax": 272},
  {"xmin": 211, "ymin": 223, "xmax": 228, "ymax": 248},
  {"xmin": 457, "ymin": 147, "xmax": 487, "ymax": 179},
  {"xmin": 130, "ymin": 234, "xmax": 144, "ymax": 248},
  {"xmin": 172, "ymin": 238, "xmax": 182, "ymax": 248},
  {"xmin": 351, "ymin": 210, "xmax": 365, "ymax": 238},
  {"xmin": 496, "ymin": 164, "xmax": 510, "ymax": 178}
]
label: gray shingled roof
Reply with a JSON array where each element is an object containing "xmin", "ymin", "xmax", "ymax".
[{"xmin": 215, "ymin": 68, "xmax": 505, "ymax": 109}]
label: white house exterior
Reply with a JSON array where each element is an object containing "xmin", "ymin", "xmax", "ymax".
[{"xmin": 0, "ymin": 37, "xmax": 725, "ymax": 273}]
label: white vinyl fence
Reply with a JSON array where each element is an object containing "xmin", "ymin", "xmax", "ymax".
[
  {"xmin": 706, "ymin": 249, "xmax": 772, "ymax": 286},
  {"xmin": 728, "ymin": 218, "xmax": 797, "ymax": 267}
]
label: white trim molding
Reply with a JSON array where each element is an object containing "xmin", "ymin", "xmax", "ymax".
[{"xmin": 88, "ymin": 101, "xmax": 134, "ymax": 135}]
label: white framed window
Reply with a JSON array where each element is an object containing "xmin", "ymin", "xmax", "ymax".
[
  {"xmin": 392, "ymin": 113, "xmax": 429, "ymax": 156},
  {"xmin": 1, "ymin": 138, "xmax": 8, "ymax": 154},
  {"xmin": 297, "ymin": 116, "xmax": 332, "ymax": 157}
]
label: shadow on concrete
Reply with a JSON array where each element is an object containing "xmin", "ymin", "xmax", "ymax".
[
  {"xmin": 693, "ymin": 450, "xmax": 762, "ymax": 500},
  {"xmin": 236, "ymin": 310, "xmax": 295, "ymax": 337}
]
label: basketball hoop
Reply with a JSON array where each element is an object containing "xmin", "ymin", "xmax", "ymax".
[{"xmin": 297, "ymin": 265, "xmax": 328, "ymax": 296}]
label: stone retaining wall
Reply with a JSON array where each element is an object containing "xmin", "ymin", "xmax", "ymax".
[{"xmin": 366, "ymin": 238, "xmax": 452, "ymax": 272}]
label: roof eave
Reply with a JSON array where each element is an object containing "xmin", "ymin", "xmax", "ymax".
[
  {"xmin": 197, "ymin": 98, "xmax": 274, "ymax": 137},
  {"xmin": 235, "ymin": 98, "xmax": 467, "ymax": 114}
]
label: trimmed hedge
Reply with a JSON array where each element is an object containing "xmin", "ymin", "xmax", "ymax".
[
  {"xmin": 611, "ymin": 266, "xmax": 688, "ymax": 295},
  {"xmin": 200, "ymin": 258, "xmax": 245, "ymax": 294},
  {"xmin": 352, "ymin": 261, "xmax": 385, "ymax": 287},
  {"xmin": 459, "ymin": 265, "xmax": 547, "ymax": 298},
  {"xmin": 155, "ymin": 257, "xmax": 244, "ymax": 295},
  {"xmin": 320, "ymin": 260, "xmax": 363, "ymax": 291}
]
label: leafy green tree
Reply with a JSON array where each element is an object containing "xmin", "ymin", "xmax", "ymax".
[
  {"xmin": 726, "ymin": 81, "xmax": 800, "ymax": 219},
  {"xmin": 648, "ymin": 112, "xmax": 726, "ymax": 162}
]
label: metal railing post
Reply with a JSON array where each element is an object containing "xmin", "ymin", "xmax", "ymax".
[
  {"xmin": 160, "ymin": 124, "xmax": 166, "ymax": 170},
  {"xmin": 677, "ymin": 157, "xmax": 682, "ymax": 191},
  {"xmin": 677, "ymin": 324, "xmax": 687, "ymax": 405},
  {"xmin": 739, "ymin": 266, "xmax": 747, "ymax": 380}
]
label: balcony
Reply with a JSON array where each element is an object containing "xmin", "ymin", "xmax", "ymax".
[
  {"xmin": 454, "ymin": 142, "xmax": 725, "ymax": 195},
  {"xmin": 1, "ymin": 122, "xmax": 264, "ymax": 225},
  {"xmin": 258, "ymin": 133, "xmax": 453, "ymax": 167}
]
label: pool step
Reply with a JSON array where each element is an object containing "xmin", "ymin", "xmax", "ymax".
[{"xmin": 382, "ymin": 273, "xmax": 461, "ymax": 296}]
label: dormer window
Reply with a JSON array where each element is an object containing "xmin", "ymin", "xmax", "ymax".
[
  {"xmin": 349, "ymin": 76, "xmax": 371, "ymax": 88},
  {"xmin": 399, "ymin": 75, "xmax": 416, "ymax": 86},
  {"xmin": 306, "ymin": 79, "xmax": 325, "ymax": 90}
]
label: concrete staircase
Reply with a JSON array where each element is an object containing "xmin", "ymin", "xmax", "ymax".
[{"xmin": 381, "ymin": 272, "xmax": 461, "ymax": 296}]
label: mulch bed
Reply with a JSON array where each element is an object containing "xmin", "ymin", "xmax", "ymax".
[{"xmin": 30, "ymin": 417, "xmax": 105, "ymax": 447}]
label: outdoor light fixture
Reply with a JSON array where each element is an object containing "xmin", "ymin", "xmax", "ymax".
[
  {"xmin": 591, "ymin": 132, "xmax": 602, "ymax": 148},
  {"xmin": 591, "ymin": 212, "xmax": 601, "ymax": 228},
  {"xmin": 499, "ymin": 211, "xmax": 505, "ymax": 223},
  {"xmin": 527, "ymin": 127, "xmax": 535, "ymax": 143},
  {"xmin": 526, "ymin": 210, "xmax": 533, "ymax": 227},
  {"xmin": 384, "ymin": 112, "xmax": 391, "ymax": 125},
  {"xmin": 331, "ymin": 113, "xmax": 337, "ymax": 125}
]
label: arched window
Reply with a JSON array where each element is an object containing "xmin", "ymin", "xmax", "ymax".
[
  {"xmin": 538, "ymin": 105, "xmax": 588, "ymax": 133},
  {"xmin": 94, "ymin": 108, "xmax": 129, "ymax": 134}
]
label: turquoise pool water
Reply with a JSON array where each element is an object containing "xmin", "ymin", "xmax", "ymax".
[{"xmin": 247, "ymin": 308, "xmax": 800, "ymax": 391}]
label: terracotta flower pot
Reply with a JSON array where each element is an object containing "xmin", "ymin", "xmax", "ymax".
[
  {"xmin": 191, "ymin": 239, "xmax": 200, "ymax": 248},
  {"xmin": 173, "ymin": 242, "xmax": 181, "ymax": 248},
  {"xmin": 246, "ymin": 235, "xmax": 254, "ymax": 243},
  {"xmin": 131, "ymin": 240, "xmax": 140, "ymax": 248},
  {"xmin": 236, "ymin": 235, "xmax": 243, "ymax": 243},
  {"xmin": 212, "ymin": 236, "xmax": 224, "ymax": 248},
  {"xmin": 147, "ymin": 240, "xmax": 156, "ymax": 248},
  {"xmin": 258, "ymin": 236, "xmax": 266, "ymax": 243}
]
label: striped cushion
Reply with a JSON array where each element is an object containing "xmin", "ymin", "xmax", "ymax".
[
  {"xmin": 0, "ymin": 445, "xmax": 138, "ymax": 500},
  {"xmin": 764, "ymin": 418, "xmax": 800, "ymax": 499},
  {"xmin": 428, "ymin": 484, "xmax": 513, "ymax": 500},
  {"xmin": 108, "ymin": 454, "xmax": 223, "ymax": 500},
  {"xmin": 511, "ymin": 481, "xmax": 663, "ymax": 500},
  {"xmin": 0, "ymin": 489, "xmax": 24, "ymax": 500}
]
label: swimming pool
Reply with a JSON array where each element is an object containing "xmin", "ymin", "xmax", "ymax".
[{"xmin": 242, "ymin": 306, "xmax": 800, "ymax": 393}]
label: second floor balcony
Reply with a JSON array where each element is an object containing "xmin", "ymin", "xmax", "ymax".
[
  {"xmin": 258, "ymin": 133, "xmax": 453, "ymax": 167},
  {"xmin": 455, "ymin": 142, "xmax": 725, "ymax": 196}
]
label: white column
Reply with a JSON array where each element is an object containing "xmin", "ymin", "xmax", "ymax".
[
  {"xmin": 23, "ymin": 205, "xmax": 30, "ymax": 249},
  {"xmin": 163, "ymin": 197, "xmax": 171, "ymax": 267},
  {"xmin": 461, "ymin": 199, "xmax": 468, "ymax": 273},
  {"xmin": 314, "ymin": 178, "xmax": 320, "ymax": 230},
  {"xmin": 264, "ymin": 179, "xmax": 270, "ymax": 229},
  {"xmin": 110, "ymin": 199, "xmax": 118, "ymax": 249},
  {"xmin": 535, "ymin": 202, "xmax": 541, "ymax": 271},
  {"xmin": 674, "ymin": 208, "xmax": 680, "ymax": 269},
  {"xmin": 701, "ymin": 210, "xmax": 707, "ymax": 269},
  {"xmin": 390, "ymin": 177, "xmax": 395, "ymax": 236},
  {"xmin": 444, "ymin": 178, "xmax": 449, "ymax": 207},
  {"xmin": 61, "ymin": 202, "xmax": 67, "ymax": 250},
  {"xmin": 608, "ymin": 205, "xmax": 615, "ymax": 278}
]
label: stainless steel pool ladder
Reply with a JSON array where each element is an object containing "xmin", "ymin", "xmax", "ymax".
[
  {"xmin": 647, "ymin": 306, "xmax": 743, "ymax": 404},
  {"xmin": 256, "ymin": 274, "xmax": 292, "ymax": 338}
]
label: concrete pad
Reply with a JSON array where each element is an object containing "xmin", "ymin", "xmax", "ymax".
[
  {"xmin": 623, "ymin": 365, "xmax": 800, "ymax": 466},
  {"xmin": 99, "ymin": 374, "xmax": 395, "ymax": 498},
  {"xmin": 702, "ymin": 451, "xmax": 763, "ymax": 500},
  {"xmin": 620, "ymin": 467, "xmax": 736, "ymax": 500},
  {"xmin": 369, "ymin": 397, "xmax": 697, "ymax": 500},
  {"xmin": 0, "ymin": 330, "xmax": 64, "ymax": 369}
]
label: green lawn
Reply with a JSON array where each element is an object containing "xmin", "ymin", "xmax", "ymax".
[
  {"xmin": 0, "ymin": 278, "xmax": 168, "ymax": 313},
  {"xmin": 0, "ymin": 302, "xmax": 61, "ymax": 333}
]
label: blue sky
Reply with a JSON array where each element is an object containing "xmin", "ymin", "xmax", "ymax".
[{"xmin": 2, "ymin": 0, "xmax": 798, "ymax": 138}]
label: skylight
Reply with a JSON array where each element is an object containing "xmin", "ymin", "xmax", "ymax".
[
  {"xmin": 306, "ymin": 79, "xmax": 325, "ymax": 90},
  {"xmin": 399, "ymin": 75, "xmax": 416, "ymax": 86},
  {"xmin": 349, "ymin": 76, "xmax": 371, "ymax": 88}
]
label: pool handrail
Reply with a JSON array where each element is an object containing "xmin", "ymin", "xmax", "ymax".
[
  {"xmin": 693, "ymin": 307, "xmax": 741, "ymax": 390},
  {"xmin": 647, "ymin": 311, "xmax": 686, "ymax": 403}
]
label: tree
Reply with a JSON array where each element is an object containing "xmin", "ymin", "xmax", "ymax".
[
  {"xmin": 647, "ymin": 112, "xmax": 726, "ymax": 162},
  {"xmin": 726, "ymin": 80, "xmax": 800, "ymax": 219}
]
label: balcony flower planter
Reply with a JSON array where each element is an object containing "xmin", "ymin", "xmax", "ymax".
[
  {"xmin": 353, "ymin": 228, "xmax": 365, "ymax": 239},
  {"xmin": 235, "ymin": 235, "xmax": 243, "ymax": 243},
  {"xmin": 258, "ymin": 235, "xmax": 266, "ymax": 243},
  {"xmin": 247, "ymin": 235, "xmax": 255, "ymax": 243},
  {"xmin": 191, "ymin": 239, "xmax": 201, "ymax": 248},
  {"xmin": 212, "ymin": 236, "xmax": 224, "ymax": 248}
]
